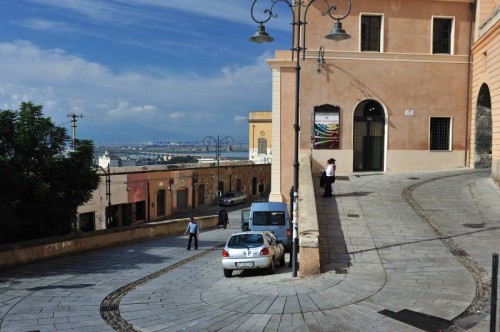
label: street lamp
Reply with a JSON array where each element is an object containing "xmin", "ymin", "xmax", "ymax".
[
  {"xmin": 203, "ymin": 135, "xmax": 234, "ymax": 214},
  {"xmin": 248, "ymin": 0, "xmax": 351, "ymax": 277}
]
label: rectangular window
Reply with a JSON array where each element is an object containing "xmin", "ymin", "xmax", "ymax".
[
  {"xmin": 430, "ymin": 117, "xmax": 451, "ymax": 151},
  {"xmin": 361, "ymin": 15, "xmax": 382, "ymax": 52},
  {"xmin": 79, "ymin": 212, "xmax": 95, "ymax": 232},
  {"xmin": 433, "ymin": 18, "xmax": 453, "ymax": 54}
]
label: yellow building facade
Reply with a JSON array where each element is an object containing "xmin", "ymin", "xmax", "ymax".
[{"xmin": 248, "ymin": 111, "xmax": 273, "ymax": 163}]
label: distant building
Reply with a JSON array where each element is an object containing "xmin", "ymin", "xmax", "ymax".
[
  {"xmin": 98, "ymin": 151, "xmax": 120, "ymax": 168},
  {"xmin": 248, "ymin": 111, "xmax": 272, "ymax": 164}
]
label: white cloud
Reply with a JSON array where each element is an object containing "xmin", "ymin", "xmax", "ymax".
[
  {"xmin": 0, "ymin": 40, "xmax": 272, "ymax": 142},
  {"xmin": 169, "ymin": 112, "xmax": 184, "ymax": 120},
  {"xmin": 17, "ymin": 18, "xmax": 77, "ymax": 33},
  {"xmin": 234, "ymin": 115, "xmax": 248, "ymax": 124}
]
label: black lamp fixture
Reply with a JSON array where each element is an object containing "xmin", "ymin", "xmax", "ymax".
[
  {"xmin": 249, "ymin": 23, "xmax": 274, "ymax": 43},
  {"xmin": 248, "ymin": 0, "xmax": 351, "ymax": 277},
  {"xmin": 325, "ymin": 21, "xmax": 351, "ymax": 40},
  {"xmin": 317, "ymin": 45, "xmax": 326, "ymax": 73}
]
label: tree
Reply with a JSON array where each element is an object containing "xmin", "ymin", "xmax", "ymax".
[{"xmin": 0, "ymin": 102, "xmax": 99, "ymax": 244}]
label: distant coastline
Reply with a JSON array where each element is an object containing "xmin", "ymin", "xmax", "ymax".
[{"xmin": 94, "ymin": 145, "xmax": 249, "ymax": 161}]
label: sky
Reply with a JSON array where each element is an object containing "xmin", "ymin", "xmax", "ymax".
[{"xmin": 0, "ymin": 0, "xmax": 293, "ymax": 145}]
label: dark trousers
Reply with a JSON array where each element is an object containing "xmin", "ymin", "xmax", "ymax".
[
  {"xmin": 323, "ymin": 176, "xmax": 334, "ymax": 196},
  {"xmin": 187, "ymin": 233, "xmax": 198, "ymax": 249}
]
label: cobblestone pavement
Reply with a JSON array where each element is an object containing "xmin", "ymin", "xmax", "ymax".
[{"xmin": 0, "ymin": 168, "xmax": 498, "ymax": 331}]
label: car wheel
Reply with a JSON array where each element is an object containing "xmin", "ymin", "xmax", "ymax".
[
  {"xmin": 223, "ymin": 269, "xmax": 233, "ymax": 278},
  {"xmin": 242, "ymin": 199, "xmax": 246, "ymax": 204},
  {"xmin": 267, "ymin": 258, "xmax": 275, "ymax": 275},
  {"xmin": 230, "ymin": 201, "xmax": 234, "ymax": 206},
  {"xmin": 279, "ymin": 254, "xmax": 285, "ymax": 267}
]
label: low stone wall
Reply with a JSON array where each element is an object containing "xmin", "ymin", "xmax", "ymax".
[
  {"xmin": 298, "ymin": 152, "xmax": 321, "ymax": 277},
  {"xmin": 0, "ymin": 215, "xmax": 218, "ymax": 270}
]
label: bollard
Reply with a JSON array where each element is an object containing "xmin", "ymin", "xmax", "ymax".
[{"xmin": 492, "ymin": 253, "xmax": 498, "ymax": 332}]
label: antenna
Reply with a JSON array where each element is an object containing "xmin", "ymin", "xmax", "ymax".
[{"xmin": 67, "ymin": 113, "xmax": 83, "ymax": 152}]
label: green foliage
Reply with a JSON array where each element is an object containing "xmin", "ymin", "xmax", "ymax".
[
  {"xmin": 166, "ymin": 155, "xmax": 198, "ymax": 164},
  {"xmin": 0, "ymin": 102, "xmax": 99, "ymax": 244}
]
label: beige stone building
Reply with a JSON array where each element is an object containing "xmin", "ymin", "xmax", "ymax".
[
  {"xmin": 470, "ymin": 0, "xmax": 499, "ymax": 184},
  {"xmin": 248, "ymin": 111, "xmax": 273, "ymax": 163},
  {"xmin": 261, "ymin": 0, "xmax": 488, "ymax": 203}
]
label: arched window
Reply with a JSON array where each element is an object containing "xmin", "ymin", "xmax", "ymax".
[{"xmin": 258, "ymin": 138, "xmax": 267, "ymax": 154}]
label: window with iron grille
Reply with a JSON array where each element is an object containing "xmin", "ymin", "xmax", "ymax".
[
  {"xmin": 433, "ymin": 18, "xmax": 452, "ymax": 54},
  {"xmin": 430, "ymin": 117, "xmax": 451, "ymax": 151},
  {"xmin": 361, "ymin": 15, "xmax": 382, "ymax": 52}
]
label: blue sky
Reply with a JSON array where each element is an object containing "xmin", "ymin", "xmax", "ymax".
[{"xmin": 0, "ymin": 1, "xmax": 292, "ymax": 145}]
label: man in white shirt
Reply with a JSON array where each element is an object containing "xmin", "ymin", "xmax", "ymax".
[
  {"xmin": 322, "ymin": 158, "xmax": 336, "ymax": 197},
  {"xmin": 184, "ymin": 217, "xmax": 200, "ymax": 250}
]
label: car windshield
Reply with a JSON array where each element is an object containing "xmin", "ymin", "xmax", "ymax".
[
  {"xmin": 228, "ymin": 234, "xmax": 264, "ymax": 248},
  {"xmin": 223, "ymin": 193, "xmax": 236, "ymax": 198}
]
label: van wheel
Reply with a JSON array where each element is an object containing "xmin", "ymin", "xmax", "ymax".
[
  {"xmin": 267, "ymin": 259, "xmax": 275, "ymax": 275},
  {"xmin": 279, "ymin": 254, "xmax": 285, "ymax": 267},
  {"xmin": 223, "ymin": 269, "xmax": 232, "ymax": 278}
]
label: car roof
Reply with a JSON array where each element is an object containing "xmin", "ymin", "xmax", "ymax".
[
  {"xmin": 250, "ymin": 202, "xmax": 288, "ymax": 211},
  {"xmin": 229, "ymin": 231, "xmax": 270, "ymax": 236}
]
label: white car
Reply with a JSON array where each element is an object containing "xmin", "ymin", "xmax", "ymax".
[
  {"xmin": 221, "ymin": 231, "xmax": 285, "ymax": 277},
  {"xmin": 219, "ymin": 191, "xmax": 247, "ymax": 206}
]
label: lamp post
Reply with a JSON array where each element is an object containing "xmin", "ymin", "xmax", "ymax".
[
  {"xmin": 203, "ymin": 135, "xmax": 234, "ymax": 214},
  {"xmin": 248, "ymin": 0, "xmax": 351, "ymax": 277}
]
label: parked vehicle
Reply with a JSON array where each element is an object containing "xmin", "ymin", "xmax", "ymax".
[
  {"xmin": 219, "ymin": 191, "xmax": 247, "ymax": 206},
  {"xmin": 221, "ymin": 231, "xmax": 285, "ymax": 277},
  {"xmin": 248, "ymin": 202, "xmax": 291, "ymax": 252}
]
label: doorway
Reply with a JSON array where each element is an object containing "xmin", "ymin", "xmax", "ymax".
[
  {"xmin": 353, "ymin": 100, "xmax": 385, "ymax": 171},
  {"xmin": 474, "ymin": 83, "xmax": 492, "ymax": 168}
]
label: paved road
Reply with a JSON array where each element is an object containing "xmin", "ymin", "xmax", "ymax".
[{"xmin": 0, "ymin": 168, "xmax": 499, "ymax": 331}]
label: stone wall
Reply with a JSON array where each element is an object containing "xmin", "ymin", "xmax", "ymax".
[
  {"xmin": 0, "ymin": 215, "xmax": 218, "ymax": 270},
  {"xmin": 298, "ymin": 152, "xmax": 321, "ymax": 277}
]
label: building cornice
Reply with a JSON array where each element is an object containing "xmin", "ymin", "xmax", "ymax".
[
  {"xmin": 267, "ymin": 51, "xmax": 469, "ymax": 68},
  {"xmin": 248, "ymin": 119, "xmax": 272, "ymax": 123}
]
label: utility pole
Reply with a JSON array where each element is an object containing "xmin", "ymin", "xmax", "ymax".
[{"xmin": 68, "ymin": 113, "xmax": 83, "ymax": 152}]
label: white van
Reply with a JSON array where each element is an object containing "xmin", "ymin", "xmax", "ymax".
[{"xmin": 248, "ymin": 202, "xmax": 291, "ymax": 252}]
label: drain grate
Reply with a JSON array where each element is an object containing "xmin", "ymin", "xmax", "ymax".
[
  {"xmin": 379, "ymin": 309, "xmax": 451, "ymax": 330},
  {"xmin": 450, "ymin": 248, "xmax": 469, "ymax": 257},
  {"xmin": 100, "ymin": 304, "xmax": 119, "ymax": 312},
  {"xmin": 408, "ymin": 177, "xmax": 420, "ymax": 180},
  {"xmin": 347, "ymin": 214, "xmax": 359, "ymax": 218}
]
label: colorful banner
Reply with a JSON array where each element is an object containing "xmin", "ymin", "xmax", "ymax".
[{"xmin": 314, "ymin": 110, "xmax": 340, "ymax": 149}]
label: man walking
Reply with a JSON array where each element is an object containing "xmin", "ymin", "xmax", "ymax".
[{"xmin": 184, "ymin": 217, "xmax": 200, "ymax": 250}]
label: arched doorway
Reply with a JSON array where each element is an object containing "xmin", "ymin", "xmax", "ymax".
[
  {"xmin": 156, "ymin": 189, "xmax": 167, "ymax": 217},
  {"xmin": 353, "ymin": 100, "xmax": 385, "ymax": 171},
  {"xmin": 474, "ymin": 83, "xmax": 492, "ymax": 168},
  {"xmin": 197, "ymin": 184, "xmax": 205, "ymax": 207},
  {"xmin": 176, "ymin": 187, "xmax": 188, "ymax": 212}
]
